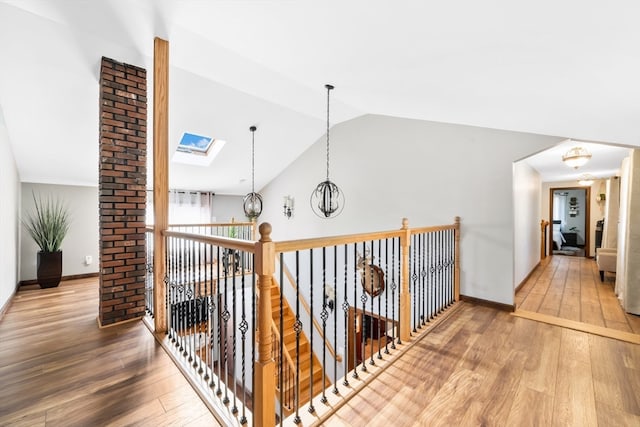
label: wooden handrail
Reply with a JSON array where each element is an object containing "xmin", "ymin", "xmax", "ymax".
[
  {"xmin": 162, "ymin": 230, "xmax": 256, "ymax": 252},
  {"xmin": 278, "ymin": 261, "xmax": 343, "ymax": 363},
  {"xmin": 270, "ymin": 322, "xmax": 297, "ymax": 384},
  {"xmin": 168, "ymin": 221, "xmax": 254, "ymax": 228},
  {"xmin": 275, "ymin": 229, "xmax": 403, "ymax": 253},
  {"xmin": 409, "ymin": 223, "xmax": 457, "ymax": 235}
]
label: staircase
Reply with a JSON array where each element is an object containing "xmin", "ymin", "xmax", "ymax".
[{"xmin": 270, "ymin": 280, "xmax": 330, "ymax": 415}]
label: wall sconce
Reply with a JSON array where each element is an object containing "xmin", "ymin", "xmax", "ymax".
[{"xmin": 283, "ymin": 195, "xmax": 294, "ymax": 219}]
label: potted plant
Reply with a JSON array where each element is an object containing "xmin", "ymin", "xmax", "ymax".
[{"xmin": 23, "ymin": 193, "xmax": 71, "ymax": 288}]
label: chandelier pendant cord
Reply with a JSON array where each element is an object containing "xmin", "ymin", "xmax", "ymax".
[
  {"xmin": 252, "ymin": 128, "xmax": 255, "ymax": 193},
  {"xmin": 326, "ymin": 85, "xmax": 331, "ymax": 181}
]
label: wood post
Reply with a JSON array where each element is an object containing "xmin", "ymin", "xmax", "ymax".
[
  {"xmin": 399, "ymin": 218, "xmax": 411, "ymax": 343},
  {"xmin": 153, "ymin": 37, "xmax": 169, "ymax": 333},
  {"xmin": 540, "ymin": 220, "xmax": 549, "ymax": 260},
  {"xmin": 254, "ymin": 223, "xmax": 275, "ymax": 427},
  {"xmin": 454, "ymin": 216, "xmax": 461, "ymax": 302}
]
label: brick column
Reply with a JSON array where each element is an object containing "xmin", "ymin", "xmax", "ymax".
[{"xmin": 98, "ymin": 57, "xmax": 147, "ymax": 326}]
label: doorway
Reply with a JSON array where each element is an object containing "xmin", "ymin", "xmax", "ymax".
[{"xmin": 549, "ymin": 186, "xmax": 591, "ymax": 258}]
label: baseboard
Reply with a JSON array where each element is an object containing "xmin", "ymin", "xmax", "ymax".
[
  {"xmin": 0, "ymin": 291, "xmax": 16, "ymax": 323},
  {"xmin": 515, "ymin": 261, "xmax": 540, "ymax": 293},
  {"xmin": 19, "ymin": 272, "xmax": 99, "ymax": 287},
  {"xmin": 96, "ymin": 314, "xmax": 142, "ymax": 329},
  {"xmin": 460, "ymin": 294, "xmax": 515, "ymax": 312}
]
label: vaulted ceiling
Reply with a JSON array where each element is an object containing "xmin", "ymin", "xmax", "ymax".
[{"xmin": 1, "ymin": 1, "xmax": 639, "ymax": 192}]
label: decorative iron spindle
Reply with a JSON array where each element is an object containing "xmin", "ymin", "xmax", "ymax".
[
  {"xmin": 333, "ymin": 245, "xmax": 339, "ymax": 394},
  {"xmin": 320, "ymin": 247, "xmax": 328, "ymax": 404},
  {"xmin": 342, "ymin": 244, "xmax": 350, "ymax": 386},
  {"xmin": 279, "ymin": 253, "xmax": 284, "ymax": 425},
  {"xmin": 231, "ymin": 254, "xmax": 238, "ymax": 415},
  {"xmin": 239, "ymin": 252, "xmax": 248, "ymax": 424},
  {"xmin": 390, "ymin": 237, "xmax": 397, "ymax": 349},
  {"xmin": 308, "ymin": 248, "xmax": 315, "ymax": 414},
  {"xmin": 360, "ymin": 242, "xmax": 368, "ymax": 373},
  {"xmin": 384, "ymin": 238, "xmax": 390, "ymax": 355},
  {"xmin": 293, "ymin": 251, "xmax": 302, "ymax": 424},
  {"xmin": 352, "ymin": 245, "xmax": 359, "ymax": 378}
]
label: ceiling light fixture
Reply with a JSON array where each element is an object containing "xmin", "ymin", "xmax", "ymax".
[
  {"xmin": 578, "ymin": 173, "xmax": 596, "ymax": 186},
  {"xmin": 310, "ymin": 84, "xmax": 345, "ymax": 218},
  {"xmin": 243, "ymin": 126, "xmax": 263, "ymax": 220},
  {"xmin": 562, "ymin": 146, "xmax": 592, "ymax": 169}
]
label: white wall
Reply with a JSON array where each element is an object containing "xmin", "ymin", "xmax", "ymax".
[
  {"xmin": 0, "ymin": 107, "xmax": 20, "ymax": 311},
  {"xmin": 20, "ymin": 183, "xmax": 99, "ymax": 281},
  {"xmin": 620, "ymin": 150, "xmax": 640, "ymax": 314},
  {"xmin": 541, "ymin": 180, "xmax": 601, "ymax": 257},
  {"xmin": 212, "ymin": 194, "xmax": 245, "ymax": 223},
  {"xmin": 513, "ymin": 162, "xmax": 541, "ymax": 287},
  {"xmin": 259, "ymin": 115, "xmax": 561, "ymax": 305}
]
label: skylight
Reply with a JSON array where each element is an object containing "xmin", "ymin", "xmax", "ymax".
[
  {"xmin": 177, "ymin": 132, "xmax": 214, "ymax": 153},
  {"xmin": 172, "ymin": 132, "xmax": 226, "ymax": 166}
]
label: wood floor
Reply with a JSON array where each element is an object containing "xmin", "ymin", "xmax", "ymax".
[
  {"xmin": 327, "ymin": 302, "xmax": 640, "ymax": 426},
  {"xmin": 0, "ymin": 278, "xmax": 220, "ymax": 427},
  {"xmin": 516, "ymin": 255, "xmax": 640, "ymax": 335},
  {"xmin": 3, "ymin": 260, "xmax": 640, "ymax": 426}
]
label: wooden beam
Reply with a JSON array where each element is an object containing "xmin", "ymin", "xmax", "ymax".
[{"xmin": 153, "ymin": 37, "xmax": 169, "ymax": 333}]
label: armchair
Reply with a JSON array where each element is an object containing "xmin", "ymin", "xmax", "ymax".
[{"xmin": 596, "ymin": 248, "xmax": 617, "ymax": 282}]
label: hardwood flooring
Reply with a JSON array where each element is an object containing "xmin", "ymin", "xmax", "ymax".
[
  {"xmin": 327, "ymin": 302, "xmax": 640, "ymax": 426},
  {"xmin": 516, "ymin": 256, "xmax": 640, "ymax": 335},
  {"xmin": 0, "ymin": 278, "xmax": 220, "ymax": 427}
]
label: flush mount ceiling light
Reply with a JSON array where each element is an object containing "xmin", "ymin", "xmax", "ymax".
[
  {"xmin": 562, "ymin": 146, "xmax": 592, "ymax": 169},
  {"xmin": 310, "ymin": 84, "xmax": 345, "ymax": 218},
  {"xmin": 578, "ymin": 173, "xmax": 596, "ymax": 186},
  {"xmin": 243, "ymin": 126, "xmax": 263, "ymax": 220}
]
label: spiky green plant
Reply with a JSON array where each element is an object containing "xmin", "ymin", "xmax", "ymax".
[{"xmin": 23, "ymin": 193, "xmax": 71, "ymax": 253}]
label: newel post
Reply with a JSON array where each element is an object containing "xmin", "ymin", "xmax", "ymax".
[
  {"xmin": 399, "ymin": 218, "xmax": 411, "ymax": 343},
  {"xmin": 254, "ymin": 223, "xmax": 276, "ymax": 427},
  {"xmin": 540, "ymin": 220, "xmax": 549, "ymax": 260},
  {"xmin": 454, "ymin": 216, "xmax": 461, "ymax": 302}
]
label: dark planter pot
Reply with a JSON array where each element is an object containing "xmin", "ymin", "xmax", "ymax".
[{"xmin": 37, "ymin": 251, "xmax": 63, "ymax": 288}]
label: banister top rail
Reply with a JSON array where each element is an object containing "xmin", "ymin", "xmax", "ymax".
[
  {"xmin": 409, "ymin": 223, "xmax": 457, "ymax": 235},
  {"xmin": 274, "ymin": 221, "xmax": 457, "ymax": 253},
  {"xmin": 168, "ymin": 221, "xmax": 254, "ymax": 228},
  {"xmin": 275, "ymin": 229, "xmax": 403, "ymax": 253},
  {"xmin": 162, "ymin": 229, "xmax": 256, "ymax": 252}
]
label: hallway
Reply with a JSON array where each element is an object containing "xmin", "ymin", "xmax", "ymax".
[{"xmin": 516, "ymin": 255, "xmax": 640, "ymax": 336}]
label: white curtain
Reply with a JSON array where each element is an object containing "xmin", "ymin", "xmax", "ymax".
[
  {"xmin": 553, "ymin": 193, "xmax": 566, "ymax": 228},
  {"xmin": 146, "ymin": 190, "xmax": 215, "ymax": 225}
]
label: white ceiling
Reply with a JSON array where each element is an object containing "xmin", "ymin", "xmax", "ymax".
[{"xmin": 1, "ymin": 0, "xmax": 639, "ymax": 193}]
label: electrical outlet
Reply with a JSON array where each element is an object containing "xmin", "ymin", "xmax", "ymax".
[{"xmin": 85, "ymin": 255, "xmax": 92, "ymax": 265}]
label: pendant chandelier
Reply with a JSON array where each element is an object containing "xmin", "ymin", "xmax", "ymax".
[
  {"xmin": 310, "ymin": 84, "xmax": 345, "ymax": 218},
  {"xmin": 562, "ymin": 146, "xmax": 592, "ymax": 169},
  {"xmin": 578, "ymin": 173, "xmax": 596, "ymax": 186},
  {"xmin": 243, "ymin": 126, "xmax": 263, "ymax": 219}
]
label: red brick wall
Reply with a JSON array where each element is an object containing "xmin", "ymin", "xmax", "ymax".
[{"xmin": 98, "ymin": 57, "xmax": 147, "ymax": 326}]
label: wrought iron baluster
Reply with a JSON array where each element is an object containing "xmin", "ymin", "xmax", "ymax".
[
  {"xmin": 369, "ymin": 240, "xmax": 375, "ymax": 366},
  {"xmin": 360, "ymin": 241, "xmax": 368, "ymax": 373},
  {"xmin": 412, "ymin": 234, "xmax": 417, "ymax": 333},
  {"xmin": 342, "ymin": 244, "xmax": 350, "ymax": 386},
  {"xmin": 332, "ymin": 245, "xmax": 339, "ymax": 394},
  {"xmin": 390, "ymin": 237, "xmax": 397, "ymax": 350},
  {"xmin": 279, "ymin": 253, "xmax": 284, "ymax": 425},
  {"xmin": 384, "ymin": 238, "xmax": 390, "ymax": 355},
  {"xmin": 352, "ymin": 244, "xmax": 359, "ymax": 378},
  {"xmin": 222, "ymin": 252, "xmax": 230, "ymax": 404},
  {"xmin": 239, "ymin": 251, "xmax": 248, "ymax": 424},
  {"xmin": 377, "ymin": 239, "xmax": 382, "ymax": 360},
  {"xmin": 231, "ymin": 251, "xmax": 238, "ymax": 415},
  {"xmin": 320, "ymin": 246, "xmax": 328, "ymax": 404},
  {"xmin": 421, "ymin": 233, "xmax": 426, "ymax": 326},
  {"xmin": 396, "ymin": 235, "xmax": 402, "ymax": 346},
  {"xmin": 308, "ymin": 248, "xmax": 315, "ymax": 414},
  {"xmin": 215, "ymin": 245, "xmax": 223, "ymax": 396},
  {"xmin": 293, "ymin": 251, "xmax": 302, "ymax": 424}
]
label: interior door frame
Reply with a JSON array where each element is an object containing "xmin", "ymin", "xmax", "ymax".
[{"xmin": 549, "ymin": 186, "xmax": 591, "ymax": 257}]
